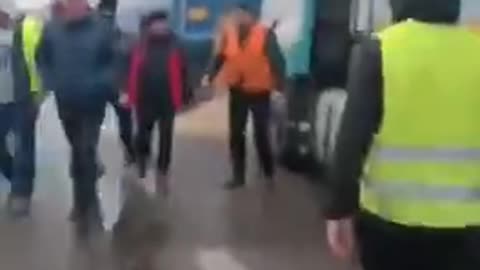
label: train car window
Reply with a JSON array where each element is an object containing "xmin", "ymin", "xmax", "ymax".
[
  {"xmin": 372, "ymin": 0, "xmax": 392, "ymax": 30},
  {"xmin": 116, "ymin": 0, "xmax": 173, "ymax": 34},
  {"xmin": 350, "ymin": 0, "xmax": 392, "ymax": 35},
  {"xmin": 261, "ymin": 0, "xmax": 314, "ymax": 76},
  {"xmin": 350, "ymin": 0, "xmax": 370, "ymax": 34}
]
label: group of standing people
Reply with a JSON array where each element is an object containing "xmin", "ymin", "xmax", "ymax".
[
  {"xmin": 0, "ymin": 0, "xmax": 285, "ymax": 235},
  {"xmin": 0, "ymin": 0, "xmax": 189, "ymax": 233},
  {"xmin": 3, "ymin": 0, "xmax": 480, "ymax": 268}
]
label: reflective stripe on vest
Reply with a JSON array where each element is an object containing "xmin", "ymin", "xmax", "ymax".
[
  {"xmin": 22, "ymin": 16, "xmax": 43, "ymax": 93},
  {"xmin": 361, "ymin": 20, "xmax": 480, "ymax": 228},
  {"xmin": 363, "ymin": 180, "xmax": 480, "ymax": 202},
  {"xmin": 373, "ymin": 147, "xmax": 480, "ymax": 162}
]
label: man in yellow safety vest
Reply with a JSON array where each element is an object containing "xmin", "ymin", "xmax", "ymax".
[
  {"xmin": 8, "ymin": 12, "xmax": 45, "ymax": 217},
  {"xmin": 325, "ymin": 0, "xmax": 480, "ymax": 269}
]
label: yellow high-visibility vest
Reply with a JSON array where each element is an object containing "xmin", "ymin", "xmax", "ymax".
[
  {"xmin": 22, "ymin": 15, "xmax": 43, "ymax": 93},
  {"xmin": 361, "ymin": 20, "xmax": 480, "ymax": 228}
]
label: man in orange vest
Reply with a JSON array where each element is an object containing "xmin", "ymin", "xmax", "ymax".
[{"xmin": 205, "ymin": 3, "xmax": 285, "ymax": 190}]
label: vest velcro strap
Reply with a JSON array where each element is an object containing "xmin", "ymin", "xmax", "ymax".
[
  {"xmin": 374, "ymin": 147, "xmax": 480, "ymax": 162},
  {"xmin": 364, "ymin": 180, "xmax": 480, "ymax": 202}
]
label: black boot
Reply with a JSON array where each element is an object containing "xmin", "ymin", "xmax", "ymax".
[
  {"xmin": 69, "ymin": 190, "xmax": 103, "ymax": 235},
  {"xmin": 224, "ymin": 172, "xmax": 245, "ymax": 190},
  {"xmin": 137, "ymin": 155, "xmax": 149, "ymax": 179},
  {"xmin": 138, "ymin": 163, "xmax": 147, "ymax": 179},
  {"xmin": 74, "ymin": 200, "xmax": 104, "ymax": 235}
]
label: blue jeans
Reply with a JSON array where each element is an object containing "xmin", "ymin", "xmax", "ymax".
[
  {"xmin": 11, "ymin": 100, "xmax": 39, "ymax": 197},
  {"xmin": 0, "ymin": 103, "xmax": 14, "ymax": 181}
]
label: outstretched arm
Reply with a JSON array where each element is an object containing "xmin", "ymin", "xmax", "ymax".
[{"xmin": 265, "ymin": 30, "xmax": 286, "ymax": 89}]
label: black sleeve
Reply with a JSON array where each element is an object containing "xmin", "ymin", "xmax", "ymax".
[
  {"xmin": 96, "ymin": 22, "xmax": 118, "ymax": 98},
  {"xmin": 323, "ymin": 38, "xmax": 384, "ymax": 220},
  {"xmin": 116, "ymin": 39, "xmax": 132, "ymax": 92},
  {"xmin": 178, "ymin": 45, "xmax": 192, "ymax": 103},
  {"xmin": 204, "ymin": 31, "xmax": 226, "ymax": 81},
  {"xmin": 265, "ymin": 30, "xmax": 286, "ymax": 88},
  {"xmin": 205, "ymin": 53, "xmax": 225, "ymax": 82}
]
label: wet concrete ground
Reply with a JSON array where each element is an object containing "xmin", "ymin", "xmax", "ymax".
[{"xmin": 0, "ymin": 95, "xmax": 352, "ymax": 270}]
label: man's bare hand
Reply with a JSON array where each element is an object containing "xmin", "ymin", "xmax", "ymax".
[{"xmin": 326, "ymin": 218, "xmax": 356, "ymax": 260}]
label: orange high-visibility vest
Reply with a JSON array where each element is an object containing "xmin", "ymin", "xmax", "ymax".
[{"xmin": 214, "ymin": 24, "xmax": 275, "ymax": 93}]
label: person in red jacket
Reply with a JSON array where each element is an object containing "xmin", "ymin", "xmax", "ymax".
[{"xmin": 125, "ymin": 10, "xmax": 186, "ymax": 195}]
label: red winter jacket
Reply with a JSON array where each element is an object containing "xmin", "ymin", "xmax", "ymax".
[{"xmin": 126, "ymin": 41, "xmax": 184, "ymax": 111}]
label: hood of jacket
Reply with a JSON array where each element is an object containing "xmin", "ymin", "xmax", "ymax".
[{"xmin": 390, "ymin": 0, "xmax": 460, "ymax": 24}]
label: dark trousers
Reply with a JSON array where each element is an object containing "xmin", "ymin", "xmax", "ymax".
[
  {"xmin": 11, "ymin": 100, "xmax": 39, "ymax": 197},
  {"xmin": 0, "ymin": 103, "xmax": 14, "ymax": 181},
  {"xmin": 229, "ymin": 89, "xmax": 274, "ymax": 181},
  {"xmin": 357, "ymin": 212, "xmax": 480, "ymax": 270},
  {"xmin": 112, "ymin": 102, "xmax": 135, "ymax": 160},
  {"xmin": 58, "ymin": 104, "xmax": 105, "ymax": 211},
  {"xmin": 135, "ymin": 110, "xmax": 174, "ymax": 178}
]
